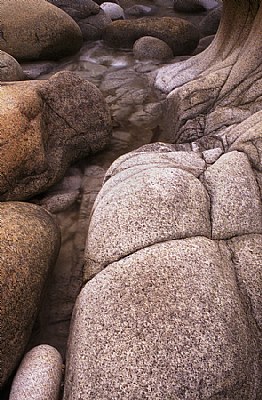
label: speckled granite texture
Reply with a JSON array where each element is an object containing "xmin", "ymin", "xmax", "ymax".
[
  {"xmin": 9, "ymin": 344, "xmax": 63, "ymax": 400},
  {"xmin": 0, "ymin": 202, "xmax": 60, "ymax": 388},
  {"xmin": 64, "ymin": 143, "xmax": 262, "ymax": 399}
]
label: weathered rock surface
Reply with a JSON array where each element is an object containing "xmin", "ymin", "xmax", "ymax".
[
  {"xmin": 0, "ymin": 51, "xmax": 25, "ymax": 81},
  {"xmin": 85, "ymin": 147, "xmax": 210, "ymax": 279},
  {"xmin": 103, "ymin": 17, "xmax": 200, "ymax": 55},
  {"xmin": 155, "ymin": 0, "xmax": 262, "ymax": 147},
  {"xmin": 65, "ymin": 237, "xmax": 262, "ymax": 399},
  {"xmin": 0, "ymin": 202, "xmax": 60, "ymax": 388},
  {"xmin": 0, "ymin": 71, "xmax": 111, "ymax": 201},
  {"xmin": 133, "ymin": 36, "xmax": 173, "ymax": 61},
  {"xmin": 9, "ymin": 345, "xmax": 63, "ymax": 400},
  {"xmin": 204, "ymin": 151, "xmax": 262, "ymax": 240},
  {"xmin": 0, "ymin": 0, "xmax": 82, "ymax": 61}
]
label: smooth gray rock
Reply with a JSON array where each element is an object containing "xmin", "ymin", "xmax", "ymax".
[{"xmin": 100, "ymin": 2, "xmax": 125, "ymax": 19}]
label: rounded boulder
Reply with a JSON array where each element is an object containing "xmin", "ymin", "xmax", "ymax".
[
  {"xmin": 9, "ymin": 345, "xmax": 63, "ymax": 400},
  {"xmin": 0, "ymin": 0, "xmax": 83, "ymax": 61},
  {"xmin": 133, "ymin": 36, "xmax": 173, "ymax": 61},
  {"xmin": 0, "ymin": 202, "xmax": 60, "ymax": 388},
  {"xmin": 0, "ymin": 71, "xmax": 112, "ymax": 201},
  {"xmin": 0, "ymin": 50, "xmax": 25, "ymax": 81},
  {"xmin": 103, "ymin": 17, "xmax": 200, "ymax": 55}
]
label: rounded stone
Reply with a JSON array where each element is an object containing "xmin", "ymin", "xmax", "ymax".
[
  {"xmin": 0, "ymin": 50, "xmax": 25, "ymax": 81},
  {"xmin": 9, "ymin": 345, "xmax": 63, "ymax": 400},
  {"xmin": 0, "ymin": 71, "xmax": 112, "ymax": 201},
  {"xmin": 78, "ymin": 9, "xmax": 112, "ymax": 41},
  {"xmin": 103, "ymin": 17, "xmax": 200, "ymax": 55},
  {"xmin": 100, "ymin": 2, "xmax": 125, "ymax": 20},
  {"xmin": 133, "ymin": 36, "xmax": 173, "ymax": 61},
  {"xmin": 0, "ymin": 202, "xmax": 60, "ymax": 388},
  {"xmin": 0, "ymin": 0, "xmax": 83, "ymax": 61},
  {"xmin": 47, "ymin": 0, "xmax": 99, "ymax": 20},
  {"xmin": 199, "ymin": 6, "xmax": 222, "ymax": 37}
]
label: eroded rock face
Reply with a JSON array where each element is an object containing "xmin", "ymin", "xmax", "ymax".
[
  {"xmin": 9, "ymin": 345, "xmax": 63, "ymax": 400},
  {"xmin": 0, "ymin": 202, "xmax": 60, "ymax": 388},
  {"xmin": 0, "ymin": 0, "xmax": 82, "ymax": 61},
  {"xmin": 0, "ymin": 51, "xmax": 25, "ymax": 81},
  {"xmin": 0, "ymin": 71, "xmax": 112, "ymax": 201},
  {"xmin": 103, "ymin": 17, "xmax": 200, "ymax": 55},
  {"xmin": 155, "ymin": 0, "xmax": 262, "ymax": 146}
]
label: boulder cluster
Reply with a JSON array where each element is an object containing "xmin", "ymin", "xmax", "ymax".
[{"xmin": 1, "ymin": 0, "xmax": 261, "ymax": 399}]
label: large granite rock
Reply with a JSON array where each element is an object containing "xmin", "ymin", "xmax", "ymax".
[
  {"xmin": 0, "ymin": 50, "xmax": 25, "ymax": 81},
  {"xmin": 0, "ymin": 202, "xmax": 60, "ymax": 388},
  {"xmin": 0, "ymin": 0, "xmax": 82, "ymax": 61},
  {"xmin": 63, "ymin": 135, "xmax": 262, "ymax": 398},
  {"xmin": 103, "ymin": 17, "xmax": 200, "ymax": 55},
  {"xmin": 0, "ymin": 71, "xmax": 112, "ymax": 201},
  {"xmin": 9, "ymin": 345, "xmax": 63, "ymax": 400},
  {"xmin": 64, "ymin": 0, "xmax": 262, "ymax": 397},
  {"xmin": 65, "ymin": 236, "xmax": 262, "ymax": 399},
  {"xmin": 85, "ymin": 148, "xmax": 209, "ymax": 279}
]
